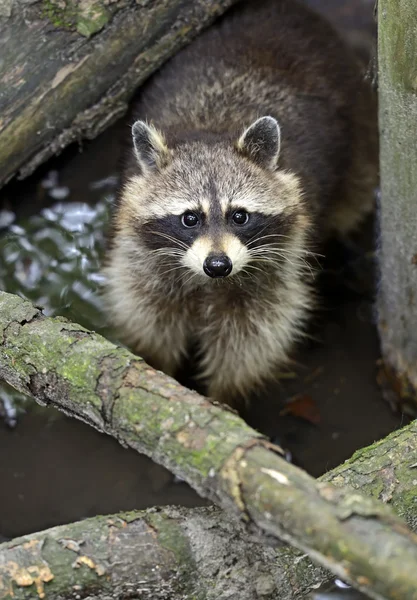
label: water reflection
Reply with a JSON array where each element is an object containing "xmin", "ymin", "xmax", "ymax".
[
  {"xmin": 311, "ymin": 579, "xmax": 369, "ymax": 600},
  {"xmin": 0, "ymin": 174, "xmax": 117, "ymax": 415},
  {"xmin": 0, "ymin": 198, "xmax": 112, "ymax": 327}
]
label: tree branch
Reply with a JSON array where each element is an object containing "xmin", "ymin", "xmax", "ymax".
[
  {"xmin": 0, "ymin": 506, "xmax": 301, "ymax": 600},
  {"xmin": 0, "ymin": 291, "xmax": 416, "ymax": 600}
]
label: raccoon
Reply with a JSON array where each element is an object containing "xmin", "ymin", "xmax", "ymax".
[{"xmin": 103, "ymin": 0, "xmax": 378, "ymax": 405}]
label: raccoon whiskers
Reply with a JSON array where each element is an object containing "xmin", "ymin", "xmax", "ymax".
[
  {"xmin": 149, "ymin": 246, "xmax": 185, "ymax": 255},
  {"xmin": 148, "ymin": 231, "xmax": 190, "ymax": 251},
  {"xmin": 151, "ymin": 248, "xmax": 185, "ymax": 263},
  {"xmin": 245, "ymin": 225, "xmax": 273, "ymax": 247},
  {"xmin": 247, "ymin": 232, "xmax": 292, "ymax": 247},
  {"xmin": 249, "ymin": 242, "xmax": 322, "ymax": 261},
  {"xmin": 238, "ymin": 265, "xmax": 264, "ymax": 283},
  {"xmin": 248, "ymin": 247, "xmax": 316, "ymax": 278},
  {"xmin": 157, "ymin": 264, "xmax": 188, "ymax": 278},
  {"xmin": 145, "ymin": 247, "xmax": 188, "ymax": 278},
  {"xmin": 250, "ymin": 254, "xmax": 301, "ymax": 272},
  {"xmin": 248, "ymin": 246, "xmax": 301, "ymax": 264},
  {"xmin": 306, "ymin": 251, "xmax": 325, "ymax": 269},
  {"xmin": 243, "ymin": 264, "xmax": 264, "ymax": 275},
  {"xmin": 246, "ymin": 236, "xmax": 322, "ymax": 272},
  {"xmin": 146, "ymin": 231, "xmax": 207, "ymax": 282},
  {"xmin": 177, "ymin": 270, "xmax": 199, "ymax": 291}
]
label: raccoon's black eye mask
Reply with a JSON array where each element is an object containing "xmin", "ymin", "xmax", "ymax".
[
  {"xmin": 139, "ymin": 214, "xmax": 202, "ymax": 251},
  {"xmin": 225, "ymin": 211, "xmax": 294, "ymax": 249},
  {"xmin": 139, "ymin": 208, "xmax": 294, "ymax": 253},
  {"xmin": 180, "ymin": 209, "xmax": 250, "ymax": 229}
]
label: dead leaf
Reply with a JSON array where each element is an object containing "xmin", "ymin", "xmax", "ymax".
[{"xmin": 280, "ymin": 394, "xmax": 321, "ymax": 425}]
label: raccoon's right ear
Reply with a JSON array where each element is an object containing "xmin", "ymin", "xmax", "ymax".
[
  {"xmin": 132, "ymin": 121, "xmax": 170, "ymax": 175},
  {"xmin": 237, "ymin": 116, "xmax": 281, "ymax": 171}
]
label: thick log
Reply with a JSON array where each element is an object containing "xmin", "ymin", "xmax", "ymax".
[
  {"xmin": 0, "ymin": 422, "xmax": 415, "ymax": 599},
  {"xmin": 376, "ymin": 0, "xmax": 417, "ymax": 411},
  {"xmin": 0, "ymin": 507, "xmax": 292, "ymax": 600},
  {"xmin": 0, "ymin": 0, "xmax": 238, "ymax": 188},
  {"xmin": 0, "ymin": 291, "xmax": 417, "ymax": 600}
]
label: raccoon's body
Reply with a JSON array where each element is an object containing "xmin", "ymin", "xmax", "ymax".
[{"xmin": 104, "ymin": 0, "xmax": 378, "ymax": 405}]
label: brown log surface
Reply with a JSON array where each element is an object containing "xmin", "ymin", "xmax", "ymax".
[
  {"xmin": 0, "ymin": 506, "xmax": 282, "ymax": 600},
  {"xmin": 0, "ymin": 0, "xmax": 238, "ymax": 188},
  {"xmin": 0, "ymin": 291, "xmax": 417, "ymax": 599}
]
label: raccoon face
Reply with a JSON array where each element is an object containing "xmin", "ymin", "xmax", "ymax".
[{"xmin": 121, "ymin": 116, "xmax": 308, "ymax": 282}]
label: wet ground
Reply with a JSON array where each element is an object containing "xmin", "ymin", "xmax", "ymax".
[{"xmin": 0, "ymin": 1, "xmax": 408, "ymax": 598}]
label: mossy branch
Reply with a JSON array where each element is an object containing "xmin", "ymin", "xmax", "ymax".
[{"xmin": 0, "ymin": 291, "xmax": 417, "ymax": 600}]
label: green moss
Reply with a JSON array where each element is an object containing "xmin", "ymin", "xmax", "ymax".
[
  {"xmin": 338, "ymin": 426, "xmax": 404, "ymax": 467},
  {"xmin": 397, "ymin": 487, "xmax": 417, "ymax": 518},
  {"xmin": 146, "ymin": 512, "xmax": 206, "ymax": 600},
  {"xmin": 368, "ymin": 477, "xmax": 385, "ymax": 500},
  {"xmin": 114, "ymin": 381, "xmax": 256, "ymax": 480},
  {"xmin": 148, "ymin": 513, "xmax": 190, "ymax": 563},
  {"xmin": 42, "ymin": 0, "xmax": 109, "ymax": 36},
  {"xmin": 41, "ymin": 539, "xmax": 104, "ymax": 596},
  {"xmin": 379, "ymin": 0, "xmax": 417, "ymax": 92},
  {"xmin": 0, "ymin": 307, "xmax": 122, "ymax": 416},
  {"xmin": 42, "ymin": 0, "xmax": 78, "ymax": 30},
  {"xmin": 77, "ymin": 3, "xmax": 109, "ymax": 37}
]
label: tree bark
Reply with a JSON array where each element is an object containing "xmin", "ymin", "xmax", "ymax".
[
  {"xmin": 0, "ymin": 0, "xmax": 238, "ymax": 189},
  {"xmin": 0, "ymin": 506, "xmax": 303, "ymax": 600},
  {"xmin": 0, "ymin": 421, "xmax": 416, "ymax": 600},
  {"xmin": 376, "ymin": 0, "xmax": 417, "ymax": 412},
  {"xmin": 0, "ymin": 291, "xmax": 416, "ymax": 600}
]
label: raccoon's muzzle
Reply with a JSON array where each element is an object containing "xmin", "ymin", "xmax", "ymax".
[{"xmin": 203, "ymin": 253, "xmax": 232, "ymax": 278}]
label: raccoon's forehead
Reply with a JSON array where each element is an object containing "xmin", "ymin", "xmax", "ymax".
[{"xmin": 124, "ymin": 145, "xmax": 301, "ymax": 220}]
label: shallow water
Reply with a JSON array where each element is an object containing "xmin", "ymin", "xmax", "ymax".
[
  {"xmin": 0, "ymin": 178, "xmax": 113, "ymax": 328},
  {"xmin": 0, "ymin": 169, "xmax": 116, "ymax": 418}
]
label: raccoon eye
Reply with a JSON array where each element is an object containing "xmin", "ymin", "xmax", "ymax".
[
  {"xmin": 232, "ymin": 210, "xmax": 249, "ymax": 225},
  {"xmin": 181, "ymin": 211, "xmax": 200, "ymax": 228}
]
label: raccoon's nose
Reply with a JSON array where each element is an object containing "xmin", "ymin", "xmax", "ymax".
[{"xmin": 203, "ymin": 254, "xmax": 233, "ymax": 278}]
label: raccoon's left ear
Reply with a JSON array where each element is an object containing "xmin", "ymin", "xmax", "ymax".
[
  {"xmin": 132, "ymin": 120, "xmax": 170, "ymax": 175},
  {"xmin": 237, "ymin": 116, "xmax": 281, "ymax": 170}
]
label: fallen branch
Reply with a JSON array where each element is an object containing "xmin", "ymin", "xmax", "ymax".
[
  {"xmin": 0, "ymin": 421, "xmax": 416, "ymax": 600},
  {"xmin": 0, "ymin": 0, "xmax": 238, "ymax": 188},
  {"xmin": 0, "ymin": 506, "xmax": 294, "ymax": 600},
  {"xmin": 0, "ymin": 291, "xmax": 416, "ymax": 600}
]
